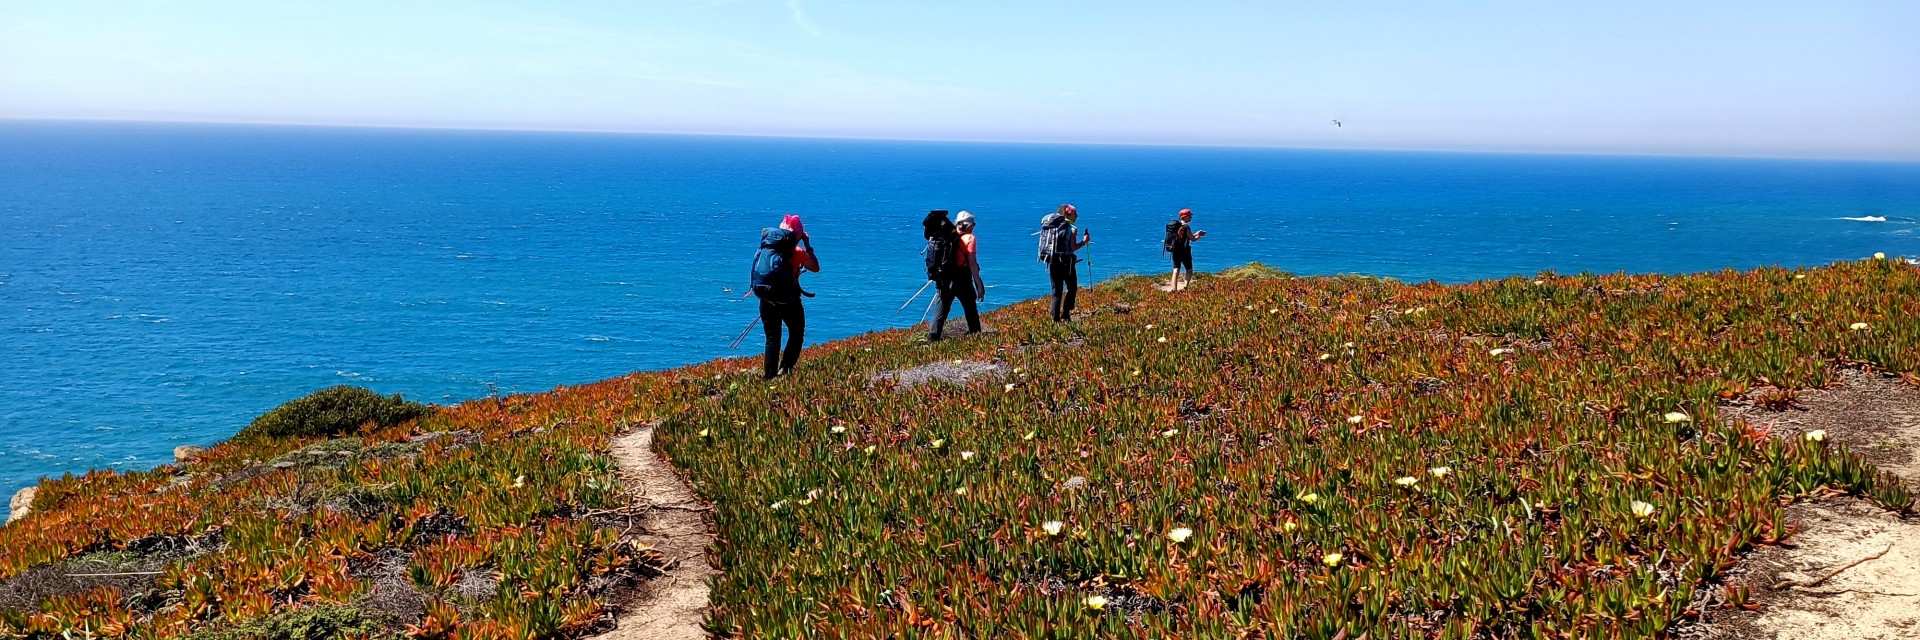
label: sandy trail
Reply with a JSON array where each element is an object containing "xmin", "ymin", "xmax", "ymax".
[
  {"xmin": 596, "ymin": 424, "xmax": 717, "ymax": 640},
  {"xmin": 1695, "ymin": 371, "xmax": 1920, "ymax": 640}
]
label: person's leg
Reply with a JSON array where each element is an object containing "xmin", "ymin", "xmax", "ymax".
[
  {"xmin": 1174, "ymin": 248, "xmax": 1194, "ymax": 290},
  {"xmin": 760, "ymin": 299, "xmax": 782, "ymax": 379},
  {"xmin": 957, "ymin": 281, "xmax": 981, "ymax": 333},
  {"xmin": 930, "ymin": 280, "xmax": 955, "ymax": 340},
  {"xmin": 778, "ymin": 302, "xmax": 805, "ymax": 375},
  {"xmin": 1048, "ymin": 259, "xmax": 1068, "ymax": 321},
  {"xmin": 1063, "ymin": 261, "xmax": 1079, "ymax": 319}
]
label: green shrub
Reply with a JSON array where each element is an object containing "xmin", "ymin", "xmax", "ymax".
[
  {"xmin": 1216, "ymin": 261, "xmax": 1291, "ymax": 280},
  {"xmin": 237, "ymin": 386, "xmax": 427, "ymax": 440},
  {"xmin": 183, "ymin": 603, "xmax": 395, "ymax": 640}
]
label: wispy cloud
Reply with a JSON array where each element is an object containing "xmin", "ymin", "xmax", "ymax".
[{"xmin": 785, "ymin": 0, "xmax": 821, "ymax": 39}]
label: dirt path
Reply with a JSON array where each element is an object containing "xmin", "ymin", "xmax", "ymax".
[
  {"xmin": 1693, "ymin": 371, "xmax": 1920, "ymax": 640},
  {"xmin": 596, "ymin": 424, "xmax": 717, "ymax": 640}
]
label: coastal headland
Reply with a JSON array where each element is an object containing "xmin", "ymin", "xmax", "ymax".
[{"xmin": 3, "ymin": 259, "xmax": 1918, "ymax": 639}]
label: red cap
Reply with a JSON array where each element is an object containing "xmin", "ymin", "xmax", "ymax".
[
  {"xmin": 1178, "ymin": 208, "xmax": 1192, "ymax": 217},
  {"xmin": 782, "ymin": 214, "xmax": 805, "ymax": 236}
]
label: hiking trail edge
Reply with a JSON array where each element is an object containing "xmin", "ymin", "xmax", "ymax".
[{"xmin": 596, "ymin": 424, "xmax": 717, "ymax": 640}]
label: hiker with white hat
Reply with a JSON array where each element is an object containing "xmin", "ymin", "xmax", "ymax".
[{"xmin": 924, "ymin": 209, "xmax": 982, "ymax": 341}]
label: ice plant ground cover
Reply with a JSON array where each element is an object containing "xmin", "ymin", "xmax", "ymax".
[{"xmin": 1, "ymin": 258, "xmax": 1917, "ymax": 638}]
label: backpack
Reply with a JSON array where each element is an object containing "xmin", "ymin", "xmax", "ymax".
[
  {"xmin": 1163, "ymin": 220, "xmax": 1185, "ymax": 252},
  {"xmin": 749, "ymin": 228, "xmax": 799, "ymax": 300},
  {"xmin": 1037, "ymin": 213, "xmax": 1074, "ymax": 263},
  {"xmin": 924, "ymin": 233, "xmax": 960, "ymax": 280}
]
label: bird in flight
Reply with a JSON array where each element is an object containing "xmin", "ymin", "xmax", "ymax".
[{"xmin": 1331, "ymin": 120, "xmax": 1342, "ymax": 128}]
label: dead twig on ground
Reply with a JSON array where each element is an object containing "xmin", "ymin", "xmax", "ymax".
[{"xmin": 1771, "ymin": 543, "xmax": 1894, "ymax": 590}]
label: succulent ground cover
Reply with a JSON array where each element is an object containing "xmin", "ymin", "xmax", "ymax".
[{"xmin": 1, "ymin": 257, "xmax": 1916, "ymax": 639}]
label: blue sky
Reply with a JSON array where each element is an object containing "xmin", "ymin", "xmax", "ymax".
[{"xmin": 2, "ymin": 1, "xmax": 1916, "ymax": 159}]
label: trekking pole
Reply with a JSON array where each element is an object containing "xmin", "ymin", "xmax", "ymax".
[
  {"xmin": 897, "ymin": 280, "xmax": 935, "ymax": 313},
  {"xmin": 728, "ymin": 317, "xmax": 761, "ymax": 350},
  {"xmin": 920, "ymin": 290, "xmax": 940, "ymax": 327}
]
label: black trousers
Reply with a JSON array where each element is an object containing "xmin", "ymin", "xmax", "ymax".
[
  {"xmin": 1171, "ymin": 245, "xmax": 1194, "ymax": 273},
  {"xmin": 1047, "ymin": 257, "xmax": 1078, "ymax": 321},
  {"xmin": 930, "ymin": 277, "xmax": 981, "ymax": 339},
  {"xmin": 759, "ymin": 298, "xmax": 805, "ymax": 378}
]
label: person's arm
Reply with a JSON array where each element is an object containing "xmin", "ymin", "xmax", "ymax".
[
  {"xmin": 797, "ymin": 238, "xmax": 820, "ymax": 272},
  {"xmin": 1074, "ymin": 228, "xmax": 1092, "ymax": 250}
]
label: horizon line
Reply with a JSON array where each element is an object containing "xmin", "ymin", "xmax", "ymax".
[{"xmin": 4, "ymin": 115, "xmax": 1917, "ymax": 165}]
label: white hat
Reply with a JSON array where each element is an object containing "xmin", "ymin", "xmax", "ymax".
[{"xmin": 955, "ymin": 210, "xmax": 975, "ymax": 225}]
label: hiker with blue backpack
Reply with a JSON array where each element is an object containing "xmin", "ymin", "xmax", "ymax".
[
  {"xmin": 1038, "ymin": 204, "xmax": 1091, "ymax": 322},
  {"xmin": 749, "ymin": 214, "xmax": 819, "ymax": 379},
  {"xmin": 922, "ymin": 209, "xmax": 982, "ymax": 341}
]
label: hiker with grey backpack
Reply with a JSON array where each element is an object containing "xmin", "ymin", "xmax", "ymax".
[{"xmin": 1038, "ymin": 204, "xmax": 1091, "ymax": 322}]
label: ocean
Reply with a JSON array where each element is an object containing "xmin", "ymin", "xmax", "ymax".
[{"xmin": 3, "ymin": 120, "xmax": 1917, "ymax": 489}]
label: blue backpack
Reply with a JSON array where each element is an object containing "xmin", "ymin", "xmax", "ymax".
[{"xmin": 750, "ymin": 228, "xmax": 799, "ymax": 300}]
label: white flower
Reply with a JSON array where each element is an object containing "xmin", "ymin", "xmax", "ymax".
[
  {"xmin": 1874, "ymin": 252, "xmax": 1886, "ymax": 260},
  {"xmin": 1346, "ymin": 415, "xmax": 1364, "ymax": 424},
  {"xmin": 1394, "ymin": 476, "xmax": 1418, "ymax": 487},
  {"xmin": 1489, "ymin": 348, "xmax": 1510, "ymax": 356},
  {"xmin": 1631, "ymin": 500, "xmax": 1655, "ymax": 518},
  {"xmin": 1157, "ymin": 336, "xmax": 1168, "ymax": 343},
  {"xmin": 1850, "ymin": 322, "xmax": 1869, "ymax": 331},
  {"xmin": 1533, "ymin": 279, "xmax": 1545, "ymax": 285},
  {"xmin": 1805, "ymin": 430, "xmax": 1826, "ymax": 442},
  {"xmin": 1298, "ymin": 492, "xmax": 1320, "ymax": 504},
  {"xmin": 512, "ymin": 475, "xmax": 526, "ymax": 488},
  {"xmin": 953, "ymin": 359, "xmax": 963, "ymax": 364},
  {"xmin": 1322, "ymin": 552, "xmax": 1343, "ymax": 567},
  {"xmin": 1131, "ymin": 369, "xmax": 1141, "ymax": 376},
  {"xmin": 1244, "ymin": 305, "xmax": 1254, "ymax": 311},
  {"xmin": 1004, "ymin": 383, "xmax": 1017, "ymax": 392},
  {"xmin": 1269, "ymin": 308, "xmax": 1279, "ymax": 314},
  {"xmin": 954, "ymin": 486, "xmax": 968, "ymax": 495},
  {"xmin": 1085, "ymin": 594, "xmax": 1108, "ymax": 610},
  {"xmin": 1317, "ymin": 353, "xmax": 1333, "ymax": 361},
  {"xmin": 1146, "ymin": 324, "xmax": 1155, "ymax": 329},
  {"xmin": 770, "ymin": 500, "xmax": 787, "ymax": 510},
  {"xmin": 831, "ymin": 425, "xmax": 846, "ymax": 434},
  {"xmin": 1342, "ymin": 342, "xmax": 1355, "ymax": 349},
  {"xmin": 1041, "ymin": 520, "xmax": 1065, "ymax": 536},
  {"xmin": 1662, "ymin": 412, "xmax": 1691, "ymax": 423},
  {"xmin": 1167, "ymin": 527, "xmax": 1193, "ymax": 543},
  {"xmin": 1161, "ymin": 428, "xmax": 1179, "ymax": 438},
  {"xmin": 1429, "ymin": 466, "xmax": 1451, "ymax": 477},
  {"xmin": 960, "ymin": 450, "xmax": 976, "ymax": 461},
  {"xmin": 1795, "ymin": 274, "xmax": 1807, "ymax": 280}
]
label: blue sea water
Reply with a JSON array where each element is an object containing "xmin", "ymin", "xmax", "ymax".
[{"xmin": 3, "ymin": 120, "xmax": 1918, "ymax": 489}]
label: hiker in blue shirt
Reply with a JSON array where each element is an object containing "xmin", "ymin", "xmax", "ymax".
[
  {"xmin": 1037, "ymin": 204, "xmax": 1091, "ymax": 322},
  {"xmin": 749, "ymin": 214, "xmax": 819, "ymax": 379}
]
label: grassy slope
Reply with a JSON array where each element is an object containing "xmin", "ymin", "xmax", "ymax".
[{"xmin": 2, "ymin": 259, "xmax": 1917, "ymax": 639}]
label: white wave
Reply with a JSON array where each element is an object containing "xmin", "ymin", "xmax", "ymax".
[{"xmin": 1840, "ymin": 216, "xmax": 1887, "ymax": 222}]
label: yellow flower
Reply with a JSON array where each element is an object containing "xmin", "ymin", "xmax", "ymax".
[
  {"xmin": 1131, "ymin": 369, "xmax": 1141, "ymax": 376},
  {"xmin": 1269, "ymin": 308, "xmax": 1278, "ymax": 314},
  {"xmin": 1874, "ymin": 252, "xmax": 1886, "ymax": 260},
  {"xmin": 1023, "ymin": 430, "xmax": 1037, "ymax": 441},
  {"xmin": 1282, "ymin": 520, "xmax": 1298, "ymax": 533},
  {"xmin": 1085, "ymin": 594, "xmax": 1108, "ymax": 610},
  {"xmin": 1322, "ymin": 552, "xmax": 1343, "ymax": 567},
  {"xmin": 954, "ymin": 486, "xmax": 968, "ymax": 495},
  {"xmin": 1161, "ymin": 428, "xmax": 1179, "ymax": 438},
  {"xmin": 1805, "ymin": 430, "xmax": 1826, "ymax": 442},
  {"xmin": 1041, "ymin": 520, "xmax": 1065, "ymax": 536},
  {"xmin": 863, "ymin": 445, "xmax": 877, "ymax": 455},
  {"xmin": 1429, "ymin": 466, "xmax": 1451, "ymax": 478},
  {"xmin": 1662, "ymin": 412, "xmax": 1690, "ymax": 423},
  {"xmin": 1631, "ymin": 500, "xmax": 1655, "ymax": 518},
  {"xmin": 1342, "ymin": 341, "xmax": 1355, "ymax": 349},
  {"xmin": 1394, "ymin": 476, "xmax": 1418, "ymax": 487},
  {"xmin": 1850, "ymin": 322, "xmax": 1870, "ymax": 331},
  {"xmin": 1167, "ymin": 527, "xmax": 1194, "ymax": 543},
  {"xmin": 698, "ymin": 428, "xmax": 711, "ymax": 438},
  {"xmin": 1244, "ymin": 305, "xmax": 1254, "ymax": 311},
  {"xmin": 1298, "ymin": 492, "xmax": 1320, "ymax": 504},
  {"xmin": 1317, "ymin": 353, "xmax": 1332, "ymax": 361},
  {"xmin": 1795, "ymin": 274, "xmax": 1807, "ymax": 280}
]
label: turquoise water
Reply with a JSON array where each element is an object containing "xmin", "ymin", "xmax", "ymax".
[{"xmin": 3, "ymin": 120, "xmax": 1917, "ymax": 489}]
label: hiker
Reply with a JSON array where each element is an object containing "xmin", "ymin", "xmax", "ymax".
[
  {"xmin": 749, "ymin": 214, "xmax": 819, "ymax": 379},
  {"xmin": 1037, "ymin": 204, "xmax": 1091, "ymax": 322},
  {"xmin": 1163, "ymin": 208, "xmax": 1206, "ymax": 292},
  {"xmin": 923, "ymin": 209, "xmax": 981, "ymax": 340},
  {"xmin": 956, "ymin": 211, "xmax": 984, "ymax": 302}
]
